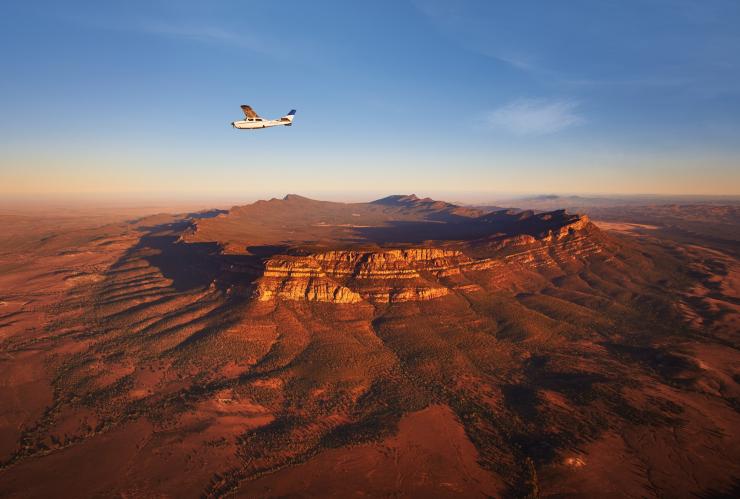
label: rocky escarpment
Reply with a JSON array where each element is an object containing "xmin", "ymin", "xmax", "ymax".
[
  {"xmin": 178, "ymin": 195, "xmax": 605, "ymax": 304},
  {"xmin": 252, "ymin": 215, "xmax": 603, "ymax": 304},
  {"xmin": 254, "ymin": 249, "xmax": 458, "ymax": 304},
  {"xmin": 254, "ymin": 256, "xmax": 363, "ymax": 303}
]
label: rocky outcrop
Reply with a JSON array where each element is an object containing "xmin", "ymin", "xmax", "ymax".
[
  {"xmin": 254, "ymin": 279, "xmax": 362, "ymax": 303},
  {"xmin": 181, "ymin": 195, "xmax": 604, "ymax": 305},
  {"xmin": 254, "ymin": 256, "xmax": 362, "ymax": 303},
  {"xmin": 541, "ymin": 214, "xmax": 592, "ymax": 241},
  {"xmin": 313, "ymin": 249, "xmax": 469, "ymax": 279},
  {"xmin": 251, "ymin": 215, "xmax": 602, "ymax": 304},
  {"xmin": 253, "ymin": 252, "xmax": 448, "ymax": 304}
]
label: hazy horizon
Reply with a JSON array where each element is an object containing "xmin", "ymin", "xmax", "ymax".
[{"xmin": 2, "ymin": 190, "xmax": 739, "ymax": 217}]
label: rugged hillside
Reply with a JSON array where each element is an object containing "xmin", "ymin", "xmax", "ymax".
[
  {"xmin": 251, "ymin": 222, "xmax": 600, "ymax": 304},
  {"xmin": 182, "ymin": 194, "xmax": 602, "ymax": 305},
  {"xmin": 182, "ymin": 193, "xmax": 485, "ymax": 251},
  {"xmin": 0, "ymin": 196, "xmax": 738, "ymax": 499}
]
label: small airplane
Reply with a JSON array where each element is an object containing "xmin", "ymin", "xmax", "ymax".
[{"xmin": 231, "ymin": 105, "xmax": 296, "ymax": 130}]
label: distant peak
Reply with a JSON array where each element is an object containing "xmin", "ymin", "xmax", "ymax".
[
  {"xmin": 371, "ymin": 194, "xmax": 426, "ymax": 205},
  {"xmin": 283, "ymin": 194, "xmax": 311, "ymax": 202}
]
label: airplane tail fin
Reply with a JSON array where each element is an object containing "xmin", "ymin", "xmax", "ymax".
[{"xmin": 280, "ymin": 109, "xmax": 296, "ymax": 125}]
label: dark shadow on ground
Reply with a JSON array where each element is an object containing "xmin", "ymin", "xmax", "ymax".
[
  {"xmin": 137, "ymin": 236, "xmax": 221, "ymax": 291},
  {"xmin": 186, "ymin": 209, "xmax": 228, "ymax": 219},
  {"xmin": 352, "ymin": 210, "xmax": 580, "ymax": 246}
]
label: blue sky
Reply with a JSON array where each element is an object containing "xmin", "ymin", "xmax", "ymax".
[{"xmin": 1, "ymin": 0, "xmax": 739, "ymax": 201}]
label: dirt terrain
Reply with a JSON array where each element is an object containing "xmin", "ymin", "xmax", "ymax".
[{"xmin": 0, "ymin": 195, "xmax": 738, "ymax": 498}]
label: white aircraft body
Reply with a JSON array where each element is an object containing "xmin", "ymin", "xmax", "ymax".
[{"xmin": 231, "ymin": 105, "xmax": 296, "ymax": 130}]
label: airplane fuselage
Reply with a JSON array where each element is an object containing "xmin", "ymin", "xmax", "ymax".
[{"xmin": 231, "ymin": 118, "xmax": 292, "ymax": 129}]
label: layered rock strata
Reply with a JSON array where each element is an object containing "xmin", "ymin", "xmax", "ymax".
[{"xmin": 252, "ymin": 215, "xmax": 602, "ymax": 304}]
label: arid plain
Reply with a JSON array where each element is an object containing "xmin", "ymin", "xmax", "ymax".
[{"xmin": 0, "ymin": 195, "xmax": 738, "ymax": 498}]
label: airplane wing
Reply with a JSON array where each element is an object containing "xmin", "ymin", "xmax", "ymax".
[{"xmin": 240, "ymin": 105, "xmax": 261, "ymax": 120}]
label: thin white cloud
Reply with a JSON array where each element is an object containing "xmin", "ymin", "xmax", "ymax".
[
  {"xmin": 139, "ymin": 21, "xmax": 274, "ymax": 56},
  {"xmin": 412, "ymin": 0, "xmax": 538, "ymax": 72},
  {"xmin": 137, "ymin": 20, "xmax": 325, "ymax": 65},
  {"xmin": 487, "ymin": 99, "xmax": 584, "ymax": 135}
]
